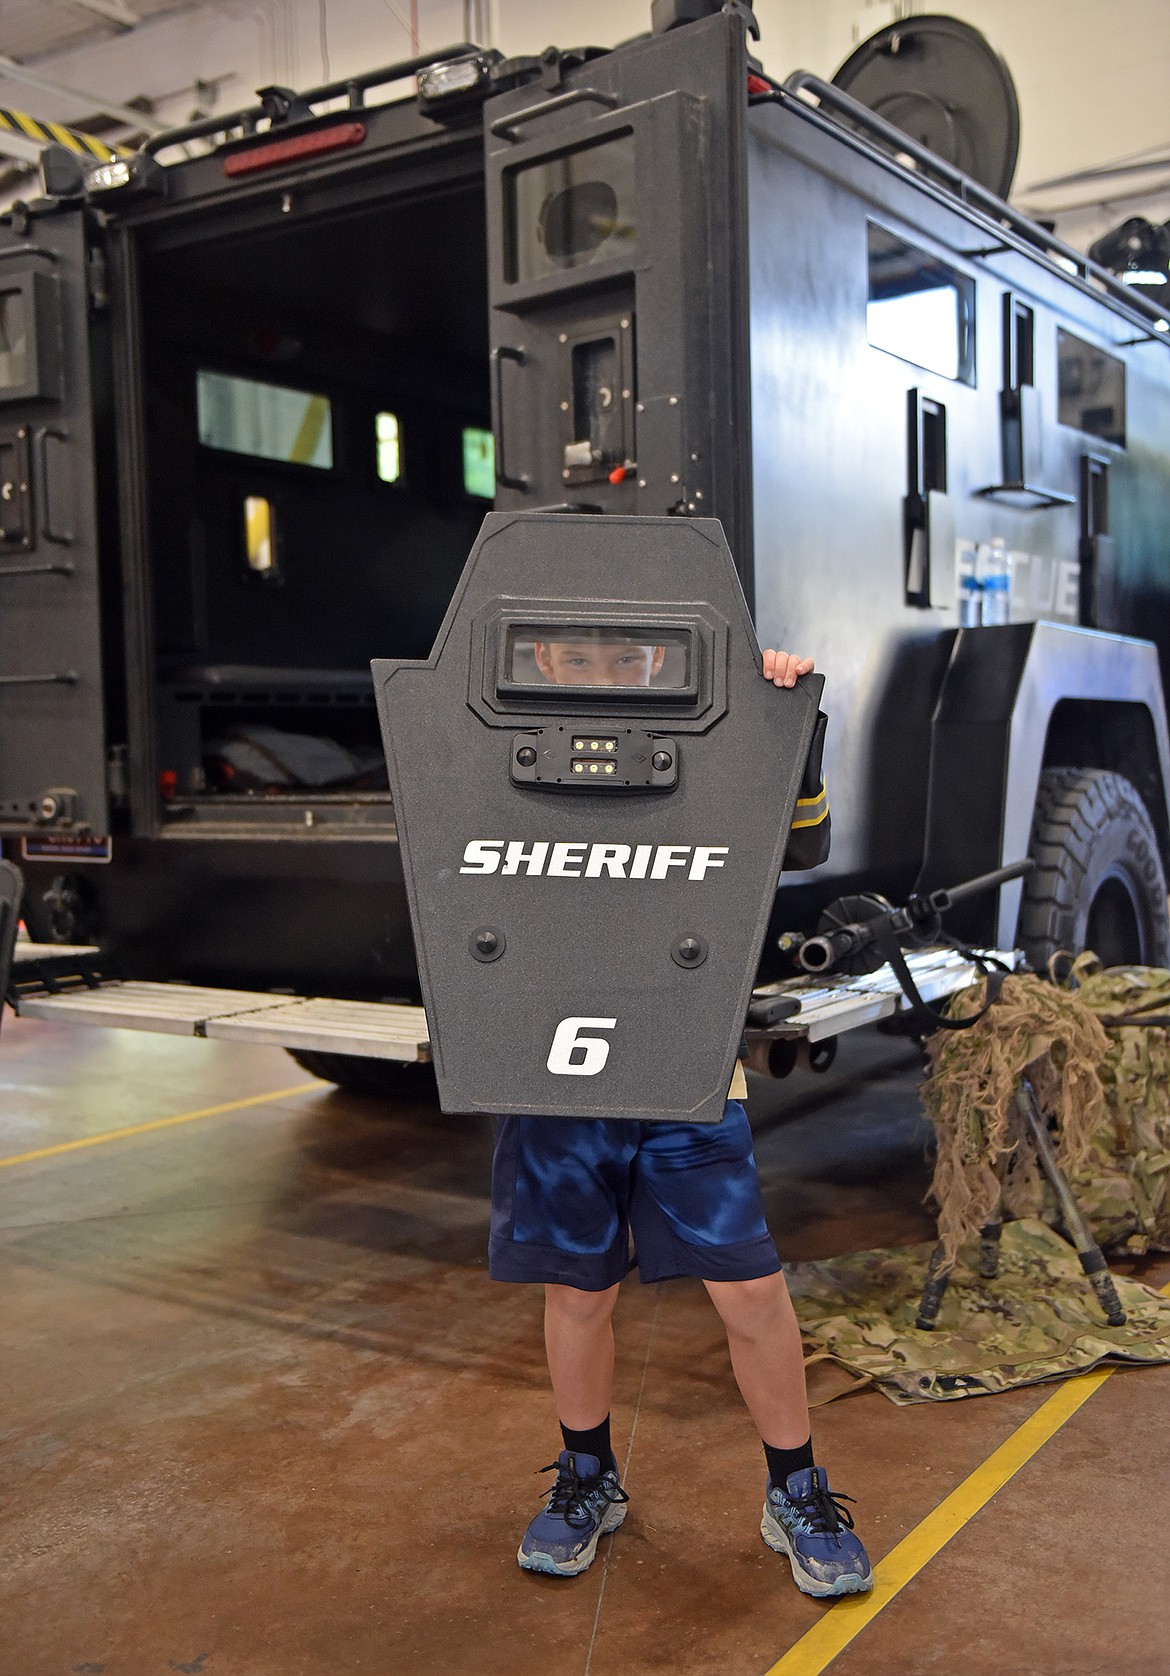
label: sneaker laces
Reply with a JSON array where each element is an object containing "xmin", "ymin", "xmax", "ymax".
[
  {"xmin": 536, "ymin": 1459, "xmax": 629, "ymax": 1530},
  {"xmin": 788, "ymin": 1477, "xmax": 857, "ymax": 1541}
]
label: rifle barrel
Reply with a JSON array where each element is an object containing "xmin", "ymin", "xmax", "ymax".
[{"xmin": 930, "ymin": 857, "xmax": 1034, "ymax": 911}]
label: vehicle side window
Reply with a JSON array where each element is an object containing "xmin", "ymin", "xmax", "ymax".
[
  {"xmin": 1056, "ymin": 330, "xmax": 1126, "ymax": 447},
  {"xmin": 866, "ymin": 223, "xmax": 975, "ymax": 385}
]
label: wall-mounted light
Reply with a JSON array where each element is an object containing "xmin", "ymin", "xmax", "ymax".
[{"xmin": 1088, "ymin": 216, "xmax": 1170, "ymax": 288}]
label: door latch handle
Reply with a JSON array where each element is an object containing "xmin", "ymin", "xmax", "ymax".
[{"xmin": 32, "ymin": 426, "xmax": 75, "ymax": 546}]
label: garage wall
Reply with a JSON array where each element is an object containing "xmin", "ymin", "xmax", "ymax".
[{"xmin": 4, "ymin": 0, "xmax": 1168, "ymax": 251}]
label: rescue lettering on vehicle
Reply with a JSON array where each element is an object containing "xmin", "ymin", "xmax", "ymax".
[{"xmin": 459, "ymin": 840, "xmax": 730, "ymax": 881}]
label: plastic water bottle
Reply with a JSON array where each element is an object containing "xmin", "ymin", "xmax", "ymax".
[
  {"xmin": 958, "ymin": 571, "xmax": 983, "ymax": 627},
  {"xmin": 980, "ymin": 542, "xmax": 1012, "ymax": 626},
  {"xmin": 956, "ymin": 542, "xmax": 982, "ymax": 627}
]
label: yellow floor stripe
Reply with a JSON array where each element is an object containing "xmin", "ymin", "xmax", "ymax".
[
  {"xmin": 0, "ymin": 1082, "xmax": 320, "ymax": 1169},
  {"xmin": 765, "ymin": 1280, "xmax": 1170, "ymax": 1676}
]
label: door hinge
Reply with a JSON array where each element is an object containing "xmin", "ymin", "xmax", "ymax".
[
  {"xmin": 87, "ymin": 245, "xmax": 109, "ymax": 310},
  {"xmin": 107, "ymin": 744, "xmax": 129, "ymax": 805}
]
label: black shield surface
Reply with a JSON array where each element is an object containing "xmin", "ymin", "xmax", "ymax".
[{"xmin": 372, "ymin": 513, "xmax": 821, "ymax": 1121}]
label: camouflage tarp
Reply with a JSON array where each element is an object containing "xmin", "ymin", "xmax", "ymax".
[{"xmin": 788, "ymin": 1219, "xmax": 1170, "ymax": 1405}]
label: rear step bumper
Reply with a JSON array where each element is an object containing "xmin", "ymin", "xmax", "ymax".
[{"xmin": 10, "ymin": 945, "xmax": 430, "ymax": 1061}]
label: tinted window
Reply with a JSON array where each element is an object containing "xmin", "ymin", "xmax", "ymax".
[
  {"xmin": 376, "ymin": 410, "xmax": 401, "ymax": 483},
  {"xmin": 463, "ymin": 426, "xmax": 495, "ymax": 498},
  {"xmin": 197, "ymin": 370, "xmax": 333, "ymax": 469},
  {"xmin": 508, "ymin": 134, "xmax": 637, "ymax": 284},
  {"xmin": 867, "ymin": 224, "xmax": 975, "ymax": 384},
  {"xmin": 0, "ymin": 290, "xmax": 27, "ymax": 390},
  {"xmin": 1057, "ymin": 330, "xmax": 1126, "ymax": 446}
]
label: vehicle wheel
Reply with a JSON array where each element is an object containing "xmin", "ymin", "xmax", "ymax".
[
  {"xmin": 1019, "ymin": 768, "xmax": 1170, "ymax": 971},
  {"xmin": 285, "ymin": 1048, "xmax": 437, "ymax": 1101}
]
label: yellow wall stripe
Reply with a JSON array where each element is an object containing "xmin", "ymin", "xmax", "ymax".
[
  {"xmin": 289, "ymin": 393, "xmax": 331, "ymax": 465},
  {"xmin": 0, "ymin": 104, "xmax": 122, "ymax": 161},
  {"xmin": 0, "ymin": 1081, "xmax": 320, "ymax": 1169},
  {"xmin": 764, "ymin": 1279, "xmax": 1170, "ymax": 1676}
]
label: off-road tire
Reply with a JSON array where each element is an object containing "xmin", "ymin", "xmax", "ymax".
[
  {"xmin": 1019, "ymin": 768, "xmax": 1170, "ymax": 972},
  {"xmin": 285, "ymin": 1048, "xmax": 437, "ymax": 1102}
]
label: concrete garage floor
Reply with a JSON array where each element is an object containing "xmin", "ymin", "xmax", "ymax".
[{"xmin": 2, "ymin": 1015, "xmax": 1168, "ymax": 1676}]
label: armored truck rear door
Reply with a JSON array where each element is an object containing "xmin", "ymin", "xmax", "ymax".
[
  {"xmin": 0, "ymin": 204, "xmax": 108, "ymax": 836},
  {"xmin": 483, "ymin": 10, "xmax": 754, "ymax": 586}
]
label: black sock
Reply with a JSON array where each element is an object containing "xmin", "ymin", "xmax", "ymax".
[
  {"xmin": 560, "ymin": 1416, "xmax": 617, "ymax": 1476},
  {"xmin": 764, "ymin": 1437, "xmax": 814, "ymax": 1488}
]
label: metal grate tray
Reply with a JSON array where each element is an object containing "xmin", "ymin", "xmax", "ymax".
[
  {"xmin": 13, "ymin": 981, "xmax": 429, "ymax": 1061},
  {"xmin": 749, "ymin": 947, "xmax": 1016, "ymax": 1043}
]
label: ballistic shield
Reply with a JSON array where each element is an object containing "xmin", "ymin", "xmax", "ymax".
[{"xmin": 372, "ymin": 512, "xmax": 823, "ymax": 1121}]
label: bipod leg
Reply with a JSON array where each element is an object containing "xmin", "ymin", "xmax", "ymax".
[
  {"xmin": 1014, "ymin": 1075, "xmax": 1126, "ymax": 1327},
  {"xmin": 916, "ymin": 1242, "xmax": 953, "ymax": 1331},
  {"xmin": 977, "ymin": 1219, "xmax": 1003, "ymax": 1279}
]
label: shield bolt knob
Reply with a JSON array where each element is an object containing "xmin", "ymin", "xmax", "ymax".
[
  {"xmin": 516, "ymin": 746, "xmax": 537, "ymax": 767},
  {"xmin": 672, "ymin": 934, "xmax": 708, "ymax": 969},
  {"xmin": 470, "ymin": 926, "xmax": 506, "ymax": 963},
  {"xmin": 652, "ymin": 751, "xmax": 673, "ymax": 771}
]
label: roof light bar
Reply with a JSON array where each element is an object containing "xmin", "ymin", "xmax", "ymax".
[
  {"xmin": 83, "ymin": 151, "xmax": 166, "ymax": 200},
  {"xmin": 417, "ymin": 51, "xmax": 500, "ymax": 111}
]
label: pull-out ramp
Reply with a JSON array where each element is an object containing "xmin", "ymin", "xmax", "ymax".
[{"xmin": 10, "ymin": 943, "xmax": 430, "ymax": 1062}]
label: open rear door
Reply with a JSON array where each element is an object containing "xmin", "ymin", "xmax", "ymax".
[{"xmin": 0, "ymin": 203, "xmax": 108, "ymax": 836}]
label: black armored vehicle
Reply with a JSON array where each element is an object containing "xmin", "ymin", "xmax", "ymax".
[{"xmin": 3, "ymin": 3, "xmax": 1169, "ymax": 1089}]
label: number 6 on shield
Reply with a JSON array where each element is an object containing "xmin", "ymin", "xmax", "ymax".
[{"xmin": 547, "ymin": 1017, "xmax": 617, "ymax": 1076}]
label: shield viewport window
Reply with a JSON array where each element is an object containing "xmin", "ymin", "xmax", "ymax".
[{"xmin": 504, "ymin": 625, "xmax": 692, "ymax": 692}]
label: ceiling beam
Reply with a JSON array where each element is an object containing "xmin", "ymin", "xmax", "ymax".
[
  {"xmin": 0, "ymin": 128, "xmax": 46, "ymax": 166},
  {"xmin": 0, "ymin": 55, "xmax": 165, "ymax": 133},
  {"xmin": 47, "ymin": 0, "xmax": 141, "ymax": 29}
]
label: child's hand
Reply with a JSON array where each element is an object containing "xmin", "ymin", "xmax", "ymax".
[{"xmin": 761, "ymin": 649, "xmax": 815, "ymax": 688}]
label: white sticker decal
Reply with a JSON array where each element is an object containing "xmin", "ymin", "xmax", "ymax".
[{"xmin": 546, "ymin": 1016, "xmax": 617, "ymax": 1077}]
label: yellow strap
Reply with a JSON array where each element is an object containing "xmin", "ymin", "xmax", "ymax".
[{"xmin": 791, "ymin": 779, "xmax": 829, "ymax": 829}]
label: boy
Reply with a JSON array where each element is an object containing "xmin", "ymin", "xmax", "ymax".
[{"xmin": 490, "ymin": 641, "xmax": 873, "ymax": 1599}]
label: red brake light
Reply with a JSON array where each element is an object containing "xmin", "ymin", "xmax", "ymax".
[{"xmin": 223, "ymin": 120, "xmax": 367, "ymax": 178}]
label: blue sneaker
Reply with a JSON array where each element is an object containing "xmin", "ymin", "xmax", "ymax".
[
  {"xmin": 761, "ymin": 1466, "xmax": 874, "ymax": 1597},
  {"xmin": 517, "ymin": 1450, "xmax": 629, "ymax": 1577}
]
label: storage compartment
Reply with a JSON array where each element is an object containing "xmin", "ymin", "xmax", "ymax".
[{"xmin": 137, "ymin": 185, "xmax": 492, "ymax": 822}]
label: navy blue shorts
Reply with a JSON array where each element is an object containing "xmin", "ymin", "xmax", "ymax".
[{"xmin": 489, "ymin": 1100, "xmax": 781, "ymax": 1290}]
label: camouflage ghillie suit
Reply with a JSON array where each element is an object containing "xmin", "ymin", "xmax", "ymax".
[
  {"xmin": 1059, "ymin": 960, "xmax": 1170, "ymax": 1253},
  {"xmin": 787, "ymin": 964, "xmax": 1170, "ymax": 1403},
  {"xmin": 922, "ymin": 972, "xmax": 1109, "ymax": 1266}
]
